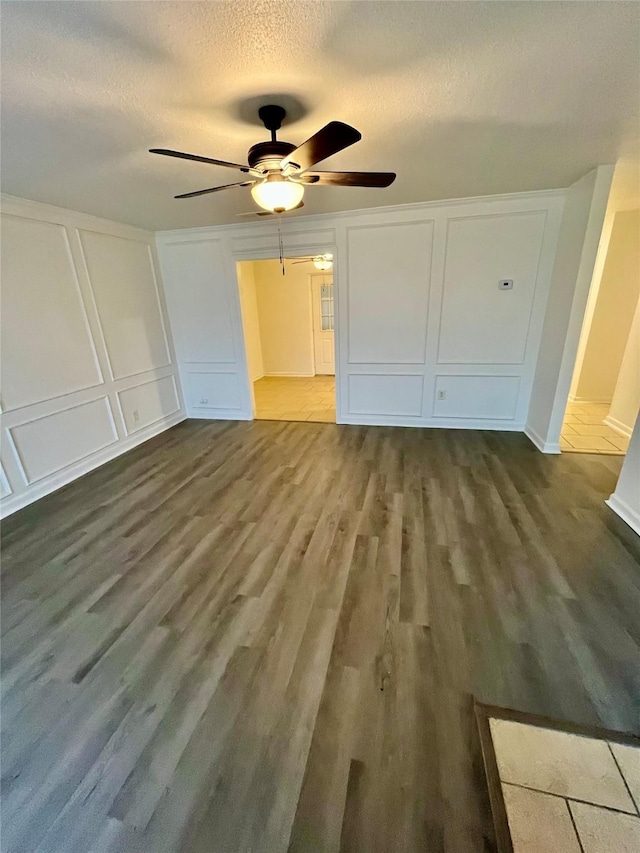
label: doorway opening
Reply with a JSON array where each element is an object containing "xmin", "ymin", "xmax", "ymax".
[
  {"xmin": 561, "ymin": 207, "xmax": 639, "ymax": 457},
  {"xmin": 236, "ymin": 255, "xmax": 336, "ymax": 423}
]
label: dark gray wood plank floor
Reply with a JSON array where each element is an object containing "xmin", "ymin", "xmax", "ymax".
[{"xmin": 2, "ymin": 420, "xmax": 639, "ymax": 852}]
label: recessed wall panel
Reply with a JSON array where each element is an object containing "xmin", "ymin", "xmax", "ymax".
[
  {"xmin": 433, "ymin": 375, "xmax": 520, "ymax": 420},
  {"xmin": 438, "ymin": 212, "xmax": 547, "ymax": 364},
  {"xmin": 0, "ymin": 464, "xmax": 12, "ymax": 499},
  {"xmin": 80, "ymin": 231, "xmax": 170, "ymax": 378},
  {"xmin": 118, "ymin": 376, "xmax": 180, "ymax": 435},
  {"xmin": 9, "ymin": 398, "xmax": 117, "ymax": 483},
  {"xmin": 161, "ymin": 239, "xmax": 236, "ymax": 363},
  {"xmin": 347, "ymin": 221, "xmax": 433, "ymax": 364},
  {"xmin": 1, "ymin": 215, "xmax": 102, "ymax": 410},
  {"xmin": 348, "ymin": 374, "xmax": 423, "ymax": 417},
  {"xmin": 187, "ymin": 372, "xmax": 242, "ymax": 411}
]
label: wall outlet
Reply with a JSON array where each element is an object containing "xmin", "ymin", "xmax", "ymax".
[
  {"xmin": 437, "ymin": 390, "xmax": 446, "ymax": 400},
  {"xmin": 132, "ymin": 409, "xmax": 140, "ymax": 423},
  {"xmin": 498, "ymin": 279, "xmax": 514, "ymax": 290}
]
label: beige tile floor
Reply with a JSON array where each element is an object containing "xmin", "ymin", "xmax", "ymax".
[
  {"xmin": 490, "ymin": 718, "xmax": 640, "ymax": 853},
  {"xmin": 253, "ymin": 375, "xmax": 336, "ymax": 423},
  {"xmin": 561, "ymin": 400, "xmax": 630, "ymax": 455}
]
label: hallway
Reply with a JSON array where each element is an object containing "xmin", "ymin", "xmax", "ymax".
[
  {"xmin": 253, "ymin": 376, "xmax": 336, "ymax": 423},
  {"xmin": 561, "ymin": 400, "xmax": 630, "ymax": 455}
]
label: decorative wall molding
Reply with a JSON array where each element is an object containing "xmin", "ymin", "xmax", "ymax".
[
  {"xmin": 157, "ymin": 188, "xmax": 566, "ymax": 432},
  {"xmin": 0, "ymin": 411, "xmax": 185, "ymax": 518},
  {"xmin": 155, "ymin": 188, "xmax": 566, "ymax": 239},
  {"xmin": 1, "ymin": 195, "xmax": 185, "ymax": 516},
  {"xmin": 8, "ymin": 397, "xmax": 119, "ymax": 484}
]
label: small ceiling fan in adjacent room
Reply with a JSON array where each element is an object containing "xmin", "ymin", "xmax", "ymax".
[
  {"xmin": 286, "ymin": 254, "xmax": 334, "ymax": 270},
  {"xmin": 150, "ymin": 105, "xmax": 396, "ymax": 214}
]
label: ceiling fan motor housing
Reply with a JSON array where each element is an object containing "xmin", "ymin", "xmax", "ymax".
[{"xmin": 247, "ymin": 140, "xmax": 296, "ymax": 172}]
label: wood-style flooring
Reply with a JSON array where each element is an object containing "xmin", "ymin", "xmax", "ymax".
[{"xmin": 2, "ymin": 420, "xmax": 639, "ymax": 852}]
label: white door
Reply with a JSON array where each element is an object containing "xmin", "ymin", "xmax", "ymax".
[{"xmin": 311, "ymin": 274, "xmax": 335, "ymax": 375}]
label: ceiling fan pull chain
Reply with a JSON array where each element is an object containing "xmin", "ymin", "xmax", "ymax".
[{"xmin": 278, "ymin": 215, "xmax": 285, "ymax": 275}]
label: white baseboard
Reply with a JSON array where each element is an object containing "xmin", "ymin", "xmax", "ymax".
[
  {"xmin": 0, "ymin": 411, "xmax": 187, "ymax": 518},
  {"xmin": 606, "ymin": 494, "xmax": 640, "ymax": 536},
  {"xmin": 338, "ymin": 415, "xmax": 526, "ymax": 431},
  {"xmin": 568, "ymin": 395, "xmax": 612, "ymax": 404},
  {"xmin": 188, "ymin": 410, "xmax": 252, "ymax": 421},
  {"xmin": 263, "ymin": 372, "xmax": 316, "ymax": 378},
  {"xmin": 603, "ymin": 415, "xmax": 633, "ymax": 439},
  {"xmin": 524, "ymin": 425, "xmax": 561, "ymax": 454}
]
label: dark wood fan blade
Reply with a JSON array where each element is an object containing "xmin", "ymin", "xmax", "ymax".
[
  {"xmin": 280, "ymin": 122, "xmax": 361, "ymax": 172},
  {"xmin": 175, "ymin": 181, "xmax": 255, "ymax": 199},
  {"xmin": 150, "ymin": 149, "xmax": 250, "ymax": 172},
  {"xmin": 299, "ymin": 171, "xmax": 396, "ymax": 187}
]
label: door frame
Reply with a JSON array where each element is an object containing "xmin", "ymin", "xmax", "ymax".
[{"xmin": 233, "ymin": 243, "xmax": 340, "ymax": 421}]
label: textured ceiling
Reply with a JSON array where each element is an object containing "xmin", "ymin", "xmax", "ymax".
[{"xmin": 1, "ymin": 1, "xmax": 639, "ymax": 230}]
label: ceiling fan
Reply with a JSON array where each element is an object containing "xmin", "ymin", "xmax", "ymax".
[
  {"xmin": 286, "ymin": 254, "xmax": 334, "ymax": 270},
  {"xmin": 150, "ymin": 105, "xmax": 396, "ymax": 214}
]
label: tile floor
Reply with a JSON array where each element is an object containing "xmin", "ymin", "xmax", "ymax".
[
  {"xmin": 489, "ymin": 718, "xmax": 640, "ymax": 853},
  {"xmin": 253, "ymin": 375, "xmax": 336, "ymax": 423},
  {"xmin": 561, "ymin": 400, "xmax": 630, "ymax": 455}
]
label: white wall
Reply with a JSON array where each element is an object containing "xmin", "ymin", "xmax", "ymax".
[
  {"xmin": 236, "ymin": 261, "xmax": 264, "ymax": 382},
  {"xmin": 0, "ymin": 195, "xmax": 184, "ymax": 517},
  {"xmin": 607, "ymin": 412, "xmax": 640, "ymax": 536},
  {"xmin": 606, "ymin": 295, "xmax": 640, "ymax": 436},
  {"xmin": 253, "ymin": 259, "xmax": 315, "ymax": 377},
  {"xmin": 573, "ymin": 209, "xmax": 640, "ymax": 402},
  {"xmin": 526, "ymin": 167, "xmax": 614, "ymax": 452},
  {"xmin": 157, "ymin": 190, "xmax": 564, "ymax": 429}
]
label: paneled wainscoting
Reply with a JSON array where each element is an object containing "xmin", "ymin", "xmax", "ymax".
[
  {"xmin": 0, "ymin": 196, "xmax": 184, "ymax": 517},
  {"xmin": 2, "ymin": 421, "xmax": 639, "ymax": 852}
]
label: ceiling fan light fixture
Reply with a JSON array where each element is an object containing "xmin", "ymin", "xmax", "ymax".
[
  {"xmin": 313, "ymin": 255, "xmax": 333, "ymax": 270},
  {"xmin": 251, "ymin": 175, "xmax": 304, "ymax": 212}
]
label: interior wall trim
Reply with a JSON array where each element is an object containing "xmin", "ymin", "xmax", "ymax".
[
  {"xmin": 7, "ymin": 396, "xmax": 119, "ymax": 485},
  {"xmin": 76, "ymin": 229, "xmax": 173, "ymax": 381},
  {"xmin": 157, "ymin": 187, "xmax": 565, "ymax": 433},
  {"xmin": 155, "ymin": 188, "xmax": 566, "ymax": 239},
  {"xmin": 603, "ymin": 414, "xmax": 634, "ymax": 439},
  {"xmin": 346, "ymin": 372, "xmax": 425, "ymax": 418},
  {"xmin": 345, "ymin": 218, "xmax": 435, "ymax": 366},
  {"xmin": 116, "ymin": 374, "xmax": 181, "ymax": 436},
  {"xmin": 431, "ymin": 374, "xmax": 521, "ymax": 420},
  {"xmin": 606, "ymin": 493, "xmax": 640, "ymax": 536},
  {"xmin": 0, "ymin": 411, "xmax": 186, "ymax": 519},
  {"xmin": 1, "ymin": 195, "xmax": 185, "ymax": 515},
  {"xmin": 0, "ymin": 215, "xmax": 106, "ymax": 411},
  {"xmin": 0, "ymin": 463, "xmax": 12, "ymax": 498},
  {"xmin": 435, "ymin": 210, "xmax": 548, "ymax": 366},
  {"xmin": 524, "ymin": 424, "xmax": 561, "ymax": 454}
]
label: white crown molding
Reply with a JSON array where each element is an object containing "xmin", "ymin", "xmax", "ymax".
[
  {"xmin": 155, "ymin": 187, "xmax": 567, "ymax": 239},
  {"xmin": 1, "ymin": 193, "xmax": 153, "ymax": 240}
]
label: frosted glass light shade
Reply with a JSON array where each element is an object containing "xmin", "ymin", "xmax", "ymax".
[
  {"xmin": 313, "ymin": 256, "xmax": 333, "ymax": 270},
  {"xmin": 251, "ymin": 177, "xmax": 304, "ymax": 212}
]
